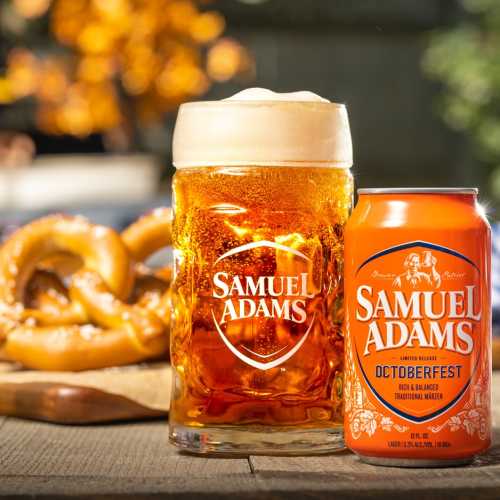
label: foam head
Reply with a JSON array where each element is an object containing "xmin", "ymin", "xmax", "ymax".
[{"xmin": 173, "ymin": 88, "xmax": 353, "ymax": 168}]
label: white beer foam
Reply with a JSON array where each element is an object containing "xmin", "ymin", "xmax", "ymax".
[
  {"xmin": 224, "ymin": 87, "xmax": 330, "ymax": 103},
  {"xmin": 173, "ymin": 87, "xmax": 351, "ymax": 168}
]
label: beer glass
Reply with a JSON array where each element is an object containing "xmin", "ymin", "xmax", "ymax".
[{"xmin": 169, "ymin": 89, "xmax": 353, "ymax": 454}]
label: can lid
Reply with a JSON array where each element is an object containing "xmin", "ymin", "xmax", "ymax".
[
  {"xmin": 172, "ymin": 88, "xmax": 353, "ymax": 169},
  {"xmin": 358, "ymin": 187, "xmax": 478, "ymax": 195}
]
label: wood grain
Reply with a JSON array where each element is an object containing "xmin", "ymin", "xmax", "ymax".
[
  {"xmin": 0, "ymin": 419, "xmax": 250, "ymax": 478},
  {"xmin": 248, "ymin": 429, "xmax": 500, "ymax": 499},
  {"xmin": 0, "ymin": 476, "xmax": 260, "ymax": 499}
]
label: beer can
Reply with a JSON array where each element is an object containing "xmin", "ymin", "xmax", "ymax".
[{"xmin": 344, "ymin": 188, "xmax": 491, "ymax": 467}]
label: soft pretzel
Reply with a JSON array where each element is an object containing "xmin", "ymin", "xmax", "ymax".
[
  {"xmin": 0, "ymin": 212, "xmax": 172, "ymax": 371},
  {"xmin": 4, "ymin": 269, "xmax": 168, "ymax": 371},
  {"xmin": 26, "ymin": 270, "xmax": 69, "ymax": 310},
  {"xmin": 0, "ymin": 214, "xmax": 133, "ymax": 308},
  {"xmin": 121, "ymin": 207, "xmax": 173, "ymax": 327},
  {"xmin": 121, "ymin": 207, "xmax": 172, "ymax": 262},
  {"xmin": 3, "ymin": 325, "xmax": 151, "ymax": 371},
  {"xmin": 24, "ymin": 270, "xmax": 87, "ymax": 326},
  {"xmin": 132, "ymin": 272, "xmax": 171, "ymax": 329},
  {"xmin": 72, "ymin": 269, "xmax": 168, "ymax": 358},
  {"xmin": 25, "ymin": 208, "xmax": 173, "ymax": 326}
]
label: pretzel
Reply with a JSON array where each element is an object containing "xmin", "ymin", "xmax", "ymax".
[
  {"xmin": 4, "ymin": 325, "xmax": 155, "ymax": 371},
  {"xmin": 24, "ymin": 208, "xmax": 173, "ymax": 326},
  {"xmin": 121, "ymin": 207, "xmax": 173, "ymax": 327},
  {"xmin": 0, "ymin": 214, "xmax": 133, "ymax": 310},
  {"xmin": 121, "ymin": 207, "xmax": 172, "ymax": 262},
  {"xmin": 4, "ymin": 269, "xmax": 168, "ymax": 371},
  {"xmin": 24, "ymin": 270, "xmax": 87, "ymax": 326},
  {"xmin": 26, "ymin": 270, "xmax": 69, "ymax": 310},
  {"xmin": 0, "ymin": 211, "xmax": 172, "ymax": 371},
  {"xmin": 132, "ymin": 272, "xmax": 171, "ymax": 328}
]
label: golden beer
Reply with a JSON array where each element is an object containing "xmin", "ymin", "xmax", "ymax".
[{"xmin": 169, "ymin": 89, "xmax": 353, "ymax": 454}]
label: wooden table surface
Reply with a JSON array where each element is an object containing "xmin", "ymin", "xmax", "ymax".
[{"xmin": 0, "ymin": 373, "xmax": 498, "ymax": 500}]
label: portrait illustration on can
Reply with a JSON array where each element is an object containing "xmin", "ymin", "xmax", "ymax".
[{"xmin": 392, "ymin": 250, "xmax": 441, "ymax": 289}]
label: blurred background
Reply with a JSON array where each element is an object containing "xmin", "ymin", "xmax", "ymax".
[
  {"xmin": 0, "ymin": 0, "xmax": 498, "ymax": 224},
  {"xmin": 1, "ymin": 0, "xmax": 500, "ymax": 345}
]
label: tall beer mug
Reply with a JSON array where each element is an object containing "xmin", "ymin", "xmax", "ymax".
[{"xmin": 169, "ymin": 88, "xmax": 353, "ymax": 454}]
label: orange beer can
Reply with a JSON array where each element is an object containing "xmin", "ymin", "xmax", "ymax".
[{"xmin": 344, "ymin": 188, "xmax": 491, "ymax": 466}]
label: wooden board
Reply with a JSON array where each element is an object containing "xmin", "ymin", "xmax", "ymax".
[
  {"xmin": 493, "ymin": 338, "xmax": 500, "ymax": 369},
  {"xmin": 0, "ymin": 362, "xmax": 171, "ymax": 423}
]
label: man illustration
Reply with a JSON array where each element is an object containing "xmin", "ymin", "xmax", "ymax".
[{"xmin": 393, "ymin": 251, "xmax": 441, "ymax": 289}]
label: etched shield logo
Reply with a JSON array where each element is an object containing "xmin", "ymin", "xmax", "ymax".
[{"xmin": 210, "ymin": 240, "xmax": 316, "ymax": 370}]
